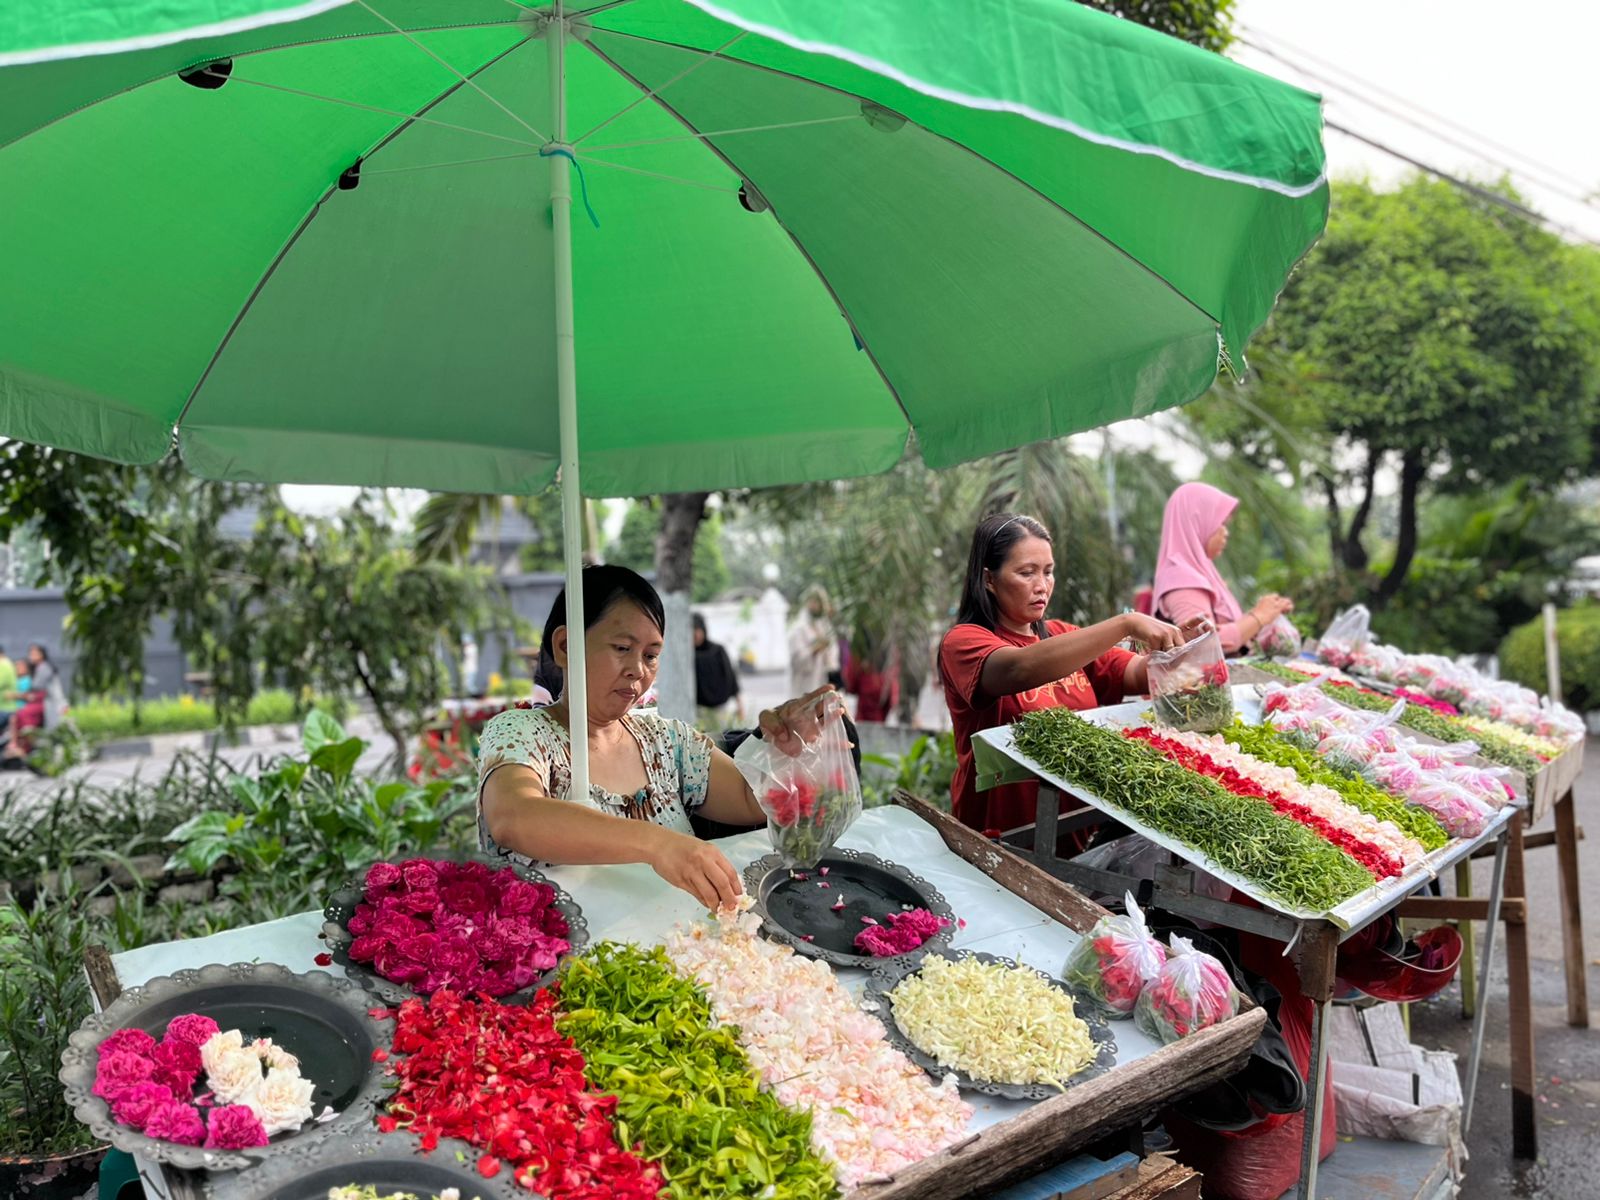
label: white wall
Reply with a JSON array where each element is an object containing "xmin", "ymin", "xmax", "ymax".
[{"xmin": 697, "ymin": 589, "xmax": 790, "ymax": 672}]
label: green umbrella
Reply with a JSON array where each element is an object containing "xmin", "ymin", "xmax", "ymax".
[{"xmin": 0, "ymin": 0, "xmax": 1327, "ymax": 796}]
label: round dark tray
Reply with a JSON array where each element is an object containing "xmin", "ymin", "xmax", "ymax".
[
  {"xmin": 862, "ymin": 949, "xmax": 1118, "ymax": 1100},
  {"xmin": 59, "ymin": 963, "xmax": 392, "ymax": 1171},
  {"xmin": 321, "ymin": 852, "xmax": 589, "ymax": 1007},
  {"xmin": 741, "ymin": 849, "xmax": 956, "ymax": 970},
  {"xmin": 209, "ymin": 1129, "xmax": 538, "ymax": 1200}
]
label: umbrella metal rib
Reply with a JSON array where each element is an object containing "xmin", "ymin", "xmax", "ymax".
[{"xmin": 356, "ymin": 0, "xmax": 549, "ymax": 143}]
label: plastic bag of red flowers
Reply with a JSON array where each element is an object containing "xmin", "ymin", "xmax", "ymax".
[
  {"xmin": 1135, "ymin": 935, "xmax": 1240, "ymax": 1043},
  {"xmin": 734, "ymin": 693, "xmax": 862, "ymax": 868},
  {"xmin": 1062, "ymin": 892, "xmax": 1167, "ymax": 1018},
  {"xmin": 1147, "ymin": 629, "xmax": 1234, "ymax": 733}
]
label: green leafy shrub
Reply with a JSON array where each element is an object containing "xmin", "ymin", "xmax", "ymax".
[
  {"xmin": 861, "ymin": 731, "xmax": 956, "ymax": 811},
  {"xmin": 67, "ymin": 689, "xmax": 343, "ymax": 742},
  {"xmin": 166, "ymin": 711, "xmax": 477, "ymax": 912},
  {"xmin": 1501, "ymin": 604, "xmax": 1600, "ymax": 714}
]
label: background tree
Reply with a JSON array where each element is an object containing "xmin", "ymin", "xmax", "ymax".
[
  {"xmin": 609, "ymin": 499, "xmax": 730, "ymax": 603},
  {"xmin": 1078, "ymin": 0, "xmax": 1235, "ymax": 52},
  {"xmin": 0, "ymin": 444, "xmax": 499, "ymax": 761},
  {"xmin": 1200, "ymin": 175, "xmax": 1600, "ymax": 608}
]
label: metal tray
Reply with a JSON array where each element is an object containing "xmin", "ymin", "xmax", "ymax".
[
  {"xmin": 321, "ymin": 852, "xmax": 588, "ymax": 1006},
  {"xmin": 209, "ymin": 1129, "xmax": 537, "ymax": 1200},
  {"xmin": 862, "ymin": 949, "xmax": 1117, "ymax": 1100},
  {"xmin": 741, "ymin": 848, "xmax": 956, "ymax": 970},
  {"xmin": 59, "ymin": 963, "xmax": 392, "ymax": 1172}
]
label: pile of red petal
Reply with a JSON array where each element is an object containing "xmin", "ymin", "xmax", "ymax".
[
  {"xmin": 1394, "ymin": 688, "xmax": 1460, "ymax": 716},
  {"xmin": 376, "ymin": 989, "xmax": 661, "ymax": 1200},
  {"xmin": 852, "ymin": 909, "xmax": 952, "ymax": 957},
  {"xmin": 1123, "ymin": 727, "xmax": 1397, "ymax": 880}
]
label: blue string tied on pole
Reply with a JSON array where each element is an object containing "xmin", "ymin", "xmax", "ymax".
[{"xmin": 539, "ymin": 145, "xmax": 601, "ymax": 228}]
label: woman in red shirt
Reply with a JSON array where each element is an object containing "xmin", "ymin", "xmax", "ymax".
[{"xmin": 938, "ymin": 513, "xmax": 1202, "ymax": 832}]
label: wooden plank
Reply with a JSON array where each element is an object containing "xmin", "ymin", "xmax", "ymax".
[
  {"xmin": 892, "ymin": 791, "xmax": 1109, "ymax": 933},
  {"xmin": 1469, "ymin": 827, "xmax": 1577, "ymax": 858},
  {"xmin": 1106, "ymin": 1156, "xmax": 1202, "ymax": 1200},
  {"xmin": 854, "ymin": 1004, "xmax": 1263, "ymax": 1200},
  {"xmin": 1278, "ymin": 1134, "xmax": 1451, "ymax": 1200},
  {"xmin": 84, "ymin": 942, "xmax": 122, "ymax": 1007},
  {"xmin": 1504, "ymin": 816, "xmax": 1538, "ymax": 1158},
  {"xmin": 1393, "ymin": 896, "xmax": 1525, "ymax": 923},
  {"xmin": 1554, "ymin": 787, "xmax": 1590, "ymax": 1028}
]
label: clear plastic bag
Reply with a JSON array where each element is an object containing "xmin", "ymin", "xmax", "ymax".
[
  {"xmin": 732, "ymin": 693, "xmax": 862, "ymax": 868},
  {"xmin": 1062, "ymin": 892, "xmax": 1168, "ymax": 1018},
  {"xmin": 1135, "ymin": 935, "xmax": 1241, "ymax": 1043},
  {"xmin": 1254, "ymin": 615, "xmax": 1303, "ymax": 659},
  {"xmin": 1441, "ymin": 764, "xmax": 1516, "ymax": 810},
  {"xmin": 1317, "ymin": 605, "xmax": 1371, "ymax": 669},
  {"xmin": 1147, "ymin": 630, "xmax": 1234, "ymax": 733},
  {"xmin": 1404, "ymin": 779, "xmax": 1491, "ymax": 839}
]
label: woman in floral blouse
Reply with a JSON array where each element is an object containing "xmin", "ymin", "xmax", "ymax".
[{"xmin": 479, "ymin": 565, "xmax": 833, "ymax": 911}]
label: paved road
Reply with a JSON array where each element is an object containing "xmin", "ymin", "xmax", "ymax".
[{"xmin": 1409, "ymin": 739, "xmax": 1600, "ymax": 1200}]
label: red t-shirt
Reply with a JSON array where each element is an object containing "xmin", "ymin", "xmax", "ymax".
[{"xmin": 938, "ymin": 620, "xmax": 1134, "ymax": 832}]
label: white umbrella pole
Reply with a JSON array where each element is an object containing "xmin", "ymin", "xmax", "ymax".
[{"xmin": 547, "ymin": 5, "xmax": 588, "ymax": 802}]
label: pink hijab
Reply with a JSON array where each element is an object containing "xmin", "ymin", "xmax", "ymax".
[{"xmin": 1153, "ymin": 482, "xmax": 1243, "ymax": 625}]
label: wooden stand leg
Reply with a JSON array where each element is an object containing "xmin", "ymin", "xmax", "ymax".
[
  {"xmin": 1456, "ymin": 859, "xmax": 1478, "ymax": 1019},
  {"xmin": 1505, "ymin": 816, "xmax": 1538, "ymax": 1159},
  {"xmin": 1554, "ymin": 786, "xmax": 1590, "ymax": 1028}
]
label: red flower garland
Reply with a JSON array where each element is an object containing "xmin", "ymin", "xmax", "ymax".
[
  {"xmin": 1122, "ymin": 728, "xmax": 1396, "ymax": 881},
  {"xmin": 377, "ymin": 989, "xmax": 661, "ymax": 1200}
]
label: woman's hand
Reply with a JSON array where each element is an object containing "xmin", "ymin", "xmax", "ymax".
[
  {"xmin": 645, "ymin": 826, "xmax": 744, "ymax": 911},
  {"xmin": 758, "ymin": 685, "xmax": 840, "ymax": 757},
  {"xmin": 1176, "ymin": 614, "xmax": 1213, "ymax": 642},
  {"xmin": 1119, "ymin": 613, "xmax": 1187, "ymax": 652},
  {"xmin": 1251, "ymin": 594, "xmax": 1295, "ymax": 624}
]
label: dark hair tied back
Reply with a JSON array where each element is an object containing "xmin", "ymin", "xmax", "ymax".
[
  {"xmin": 956, "ymin": 512, "xmax": 1052, "ymax": 638},
  {"xmin": 538, "ymin": 565, "xmax": 664, "ymax": 697}
]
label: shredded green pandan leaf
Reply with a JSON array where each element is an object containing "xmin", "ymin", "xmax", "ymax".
[
  {"xmin": 556, "ymin": 943, "xmax": 839, "ymax": 1200},
  {"xmin": 1011, "ymin": 709, "xmax": 1373, "ymax": 912},
  {"xmin": 1219, "ymin": 721, "xmax": 1448, "ymax": 851}
]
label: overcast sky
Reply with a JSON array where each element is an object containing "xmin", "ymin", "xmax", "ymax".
[{"xmin": 285, "ymin": 1, "xmax": 1600, "ymax": 515}]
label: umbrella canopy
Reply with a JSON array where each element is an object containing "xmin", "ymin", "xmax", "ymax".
[
  {"xmin": 1, "ymin": 0, "xmax": 1326, "ymax": 497},
  {"xmin": 0, "ymin": 0, "xmax": 1326, "ymax": 800}
]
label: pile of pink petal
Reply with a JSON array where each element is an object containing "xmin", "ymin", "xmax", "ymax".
[
  {"xmin": 345, "ymin": 858, "xmax": 570, "ymax": 997},
  {"xmin": 853, "ymin": 909, "xmax": 952, "ymax": 958},
  {"xmin": 665, "ymin": 905, "xmax": 970, "ymax": 1188}
]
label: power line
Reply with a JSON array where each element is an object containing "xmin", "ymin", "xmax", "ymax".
[
  {"xmin": 1322, "ymin": 117, "xmax": 1600, "ymax": 248},
  {"xmin": 1239, "ymin": 23, "xmax": 1598, "ymax": 199}
]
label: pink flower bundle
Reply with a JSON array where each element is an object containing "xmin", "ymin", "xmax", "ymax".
[
  {"xmin": 346, "ymin": 858, "xmax": 570, "ymax": 997},
  {"xmin": 93, "ymin": 1016, "xmax": 285, "ymax": 1150}
]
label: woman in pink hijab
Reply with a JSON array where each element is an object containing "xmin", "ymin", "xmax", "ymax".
[{"xmin": 1153, "ymin": 482, "xmax": 1294, "ymax": 654}]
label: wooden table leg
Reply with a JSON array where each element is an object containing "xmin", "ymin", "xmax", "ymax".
[
  {"xmin": 1554, "ymin": 786, "xmax": 1590, "ymax": 1028},
  {"xmin": 1455, "ymin": 859, "xmax": 1477, "ymax": 1019},
  {"xmin": 1505, "ymin": 816, "xmax": 1538, "ymax": 1159}
]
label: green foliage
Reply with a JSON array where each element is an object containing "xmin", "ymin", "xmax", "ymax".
[
  {"xmin": 66, "ymin": 689, "xmax": 344, "ymax": 742},
  {"xmin": 1077, "ymin": 0, "xmax": 1236, "ymax": 52},
  {"xmin": 1200, "ymin": 177, "xmax": 1600, "ymax": 603},
  {"xmin": 1502, "ymin": 604, "xmax": 1600, "ymax": 714},
  {"xmin": 0, "ymin": 888, "xmax": 98, "ymax": 1154},
  {"xmin": 166, "ymin": 712, "xmax": 477, "ymax": 910},
  {"xmin": 861, "ymin": 731, "xmax": 957, "ymax": 810},
  {"xmin": 609, "ymin": 501, "xmax": 730, "ymax": 602}
]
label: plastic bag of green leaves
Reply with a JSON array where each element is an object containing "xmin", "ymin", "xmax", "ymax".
[{"xmin": 1147, "ymin": 630, "xmax": 1233, "ymax": 733}]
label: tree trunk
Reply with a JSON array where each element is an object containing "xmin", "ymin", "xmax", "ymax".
[
  {"xmin": 1320, "ymin": 474, "xmax": 1346, "ymax": 566},
  {"xmin": 1374, "ymin": 450, "xmax": 1426, "ymax": 607},
  {"xmin": 655, "ymin": 491, "xmax": 709, "ymax": 595},
  {"xmin": 1340, "ymin": 449, "xmax": 1380, "ymax": 572}
]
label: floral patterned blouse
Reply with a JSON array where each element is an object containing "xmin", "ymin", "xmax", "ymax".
[{"xmin": 476, "ymin": 707, "xmax": 715, "ymax": 861}]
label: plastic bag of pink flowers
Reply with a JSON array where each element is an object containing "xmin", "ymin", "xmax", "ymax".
[
  {"xmin": 1062, "ymin": 893, "xmax": 1167, "ymax": 1018},
  {"xmin": 733, "ymin": 693, "xmax": 862, "ymax": 868}
]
